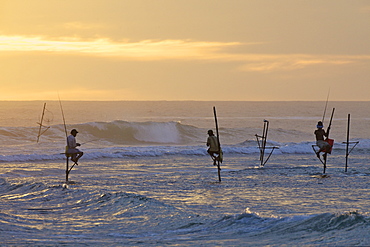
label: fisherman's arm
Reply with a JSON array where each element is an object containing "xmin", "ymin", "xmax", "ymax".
[{"xmin": 324, "ymin": 129, "xmax": 329, "ymax": 137}]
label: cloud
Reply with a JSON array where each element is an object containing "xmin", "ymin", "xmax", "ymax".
[
  {"xmin": 0, "ymin": 35, "xmax": 240, "ymax": 60},
  {"xmin": 236, "ymin": 55, "xmax": 357, "ymax": 72},
  {"xmin": 1, "ymin": 35, "xmax": 369, "ymax": 73}
]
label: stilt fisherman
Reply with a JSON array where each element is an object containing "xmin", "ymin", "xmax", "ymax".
[
  {"xmin": 67, "ymin": 129, "xmax": 84, "ymax": 163},
  {"xmin": 206, "ymin": 129, "xmax": 220, "ymax": 165},
  {"xmin": 314, "ymin": 121, "xmax": 331, "ymax": 159}
]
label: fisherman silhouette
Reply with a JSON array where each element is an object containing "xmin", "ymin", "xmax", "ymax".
[
  {"xmin": 314, "ymin": 121, "xmax": 331, "ymax": 159},
  {"xmin": 66, "ymin": 129, "xmax": 84, "ymax": 163},
  {"xmin": 206, "ymin": 129, "xmax": 220, "ymax": 165}
]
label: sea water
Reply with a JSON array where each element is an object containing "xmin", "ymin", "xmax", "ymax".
[{"xmin": 0, "ymin": 101, "xmax": 370, "ymax": 246}]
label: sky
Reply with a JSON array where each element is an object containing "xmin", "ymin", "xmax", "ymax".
[{"xmin": 0, "ymin": 0, "xmax": 369, "ymax": 101}]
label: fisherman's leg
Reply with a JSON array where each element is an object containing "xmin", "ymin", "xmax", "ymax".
[
  {"xmin": 208, "ymin": 150, "xmax": 217, "ymax": 165},
  {"xmin": 212, "ymin": 152, "xmax": 220, "ymax": 165},
  {"xmin": 214, "ymin": 152, "xmax": 220, "ymax": 161},
  {"xmin": 321, "ymin": 143, "xmax": 331, "ymax": 158},
  {"xmin": 322, "ymin": 152, "xmax": 327, "ymax": 159},
  {"xmin": 316, "ymin": 141, "xmax": 326, "ymax": 158},
  {"xmin": 75, "ymin": 152, "xmax": 84, "ymax": 162},
  {"xmin": 210, "ymin": 154, "xmax": 217, "ymax": 165},
  {"xmin": 316, "ymin": 142, "xmax": 322, "ymax": 158},
  {"xmin": 71, "ymin": 154, "xmax": 77, "ymax": 163}
]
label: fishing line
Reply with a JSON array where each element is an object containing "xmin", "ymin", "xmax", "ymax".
[{"xmin": 80, "ymin": 139, "xmax": 99, "ymax": 145}]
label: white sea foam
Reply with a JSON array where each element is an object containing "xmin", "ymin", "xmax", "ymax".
[{"xmin": 0, "ymin": 119, "xmax": 369, "ymax": 162}]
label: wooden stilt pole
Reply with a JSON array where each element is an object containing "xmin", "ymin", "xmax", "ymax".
[
  {"xmin": 213, "ymin": 106, "xmax": 222, "ymax": 182},
  {"xmin": 323, "ymin": 108, "xmax": 335, "ymax": 174},
  {"xmin": 66, "ymin": 156, "xmax": 69, "ymax": 182},
  {"xmin": 341, "ymin": 113, "xmax": 360, "ymax": 172},
  {"xmin": 259, "ymin": 121, "xmax": 267, "ymax": 165},
  {"xmin": 37, "ymin": 103, "xmax": 47, "ymax": 143},
  {"xmin": 64, "ymin": 154, "xmax": 78, "ymax": 183},
  {"xmin": 59, "ymin": 94, "xmax": 71, "ymax": 183},
  {"xmin": 36, "ymin": 103, "xmax": 51, "ymax": 143},
  {"xmin": 323, "ymin": 155, "xmax": 327, "ymax": 174},
  {"xmin": 261, "ymin": 120, "xmax": 269, "ymax": 166},
  {"xmin": 345, "ymin": 114, "xmax": 350, "ymax": 172},
  {"xmin": 255, "ymin": 120, "xmax": 277, "ymax": 167}
]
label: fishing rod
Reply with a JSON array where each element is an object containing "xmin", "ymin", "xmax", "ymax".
[
  {"xmin": 58, "ymin": 93, "xmax": 68, "ymax": 139},
  {"xmin": 58, "ymin": 93, "xmax": 75, "ymax": 183},
  {"xmin": 321, "ymin": 107, "xmax": 335, "ymax": 174},
  {"xmin": 326, "ymin": 108, "xmax": 335, "ymax": 138},
  {"xmin": 313, "ymin": 88, "xmax": 334, "ymax": 174},
  {"xmin": 322, "ymin": 88, "xmax": 331, "ymax": 123}
]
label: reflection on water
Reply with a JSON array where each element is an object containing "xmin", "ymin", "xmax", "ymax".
[{"xmin": 1, "ymin": 154, "xmax": 370, "ymax": 245}]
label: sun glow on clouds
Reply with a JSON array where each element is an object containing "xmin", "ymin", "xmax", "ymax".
[
  {"xmin": 1, "ymin": 35, "xmax": 368, "ymax": 73},
  {"xmin": 0, "ymin": 35, "xmax": 239, "ymax": 60}
]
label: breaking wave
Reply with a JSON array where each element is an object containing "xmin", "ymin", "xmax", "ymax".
[
  {"xmin": 0, "ymin": 121, "xmax": 203, "ymax": 145},
  {"xmin": 0, "ymin": 120, "xmax": 368, "ymax": 162}
]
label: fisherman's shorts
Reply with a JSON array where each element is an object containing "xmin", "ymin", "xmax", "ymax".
[
  {"xmin": 316, "ymin": 140, "xmax": 331, "ymax": 149},
  {"xmin": 67, "ymin": 148, "xmax": 81, "ymax": 154}
]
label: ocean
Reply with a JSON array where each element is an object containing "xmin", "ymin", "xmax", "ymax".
[{"xmin": 0, "ymin": 101, "xmax": 369, "ymax": 246}]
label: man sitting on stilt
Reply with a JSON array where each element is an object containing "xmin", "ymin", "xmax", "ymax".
[
  {"xmin": 67, "ymin": 129, "xmax": 84, "ymax": 163},
  {"xmin": 314, "ymin": 121, "xmax": 331, "ymax": 159},
  {"xmin": 206, "ymin": 130, "xmax": 220, "ymax": 165}
]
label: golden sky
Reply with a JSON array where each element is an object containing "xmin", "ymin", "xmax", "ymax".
[{"xmin": 1, "ymin": 0, "xmax": 369, "ymax": 100}]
